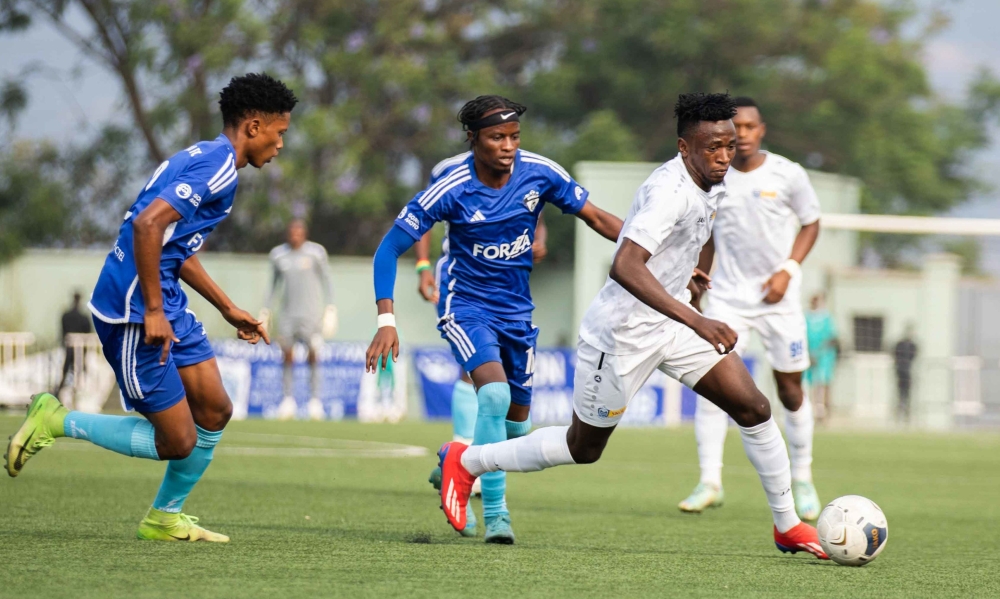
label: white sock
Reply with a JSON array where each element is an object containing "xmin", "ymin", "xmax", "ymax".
[
  {"xmin": 461, "ymin": 426, "xmax": 574, "ymax": 477},
  {"xmin": 694, "ymin": 396, "xmax": 729, "ymax": 487},
  {"xmin": 784, "ymin": 392, "xmax": 814, "ymax": 483},
  {"xmin": 739, "ymin": 418, "xmax": 800, "ymax": 533}
]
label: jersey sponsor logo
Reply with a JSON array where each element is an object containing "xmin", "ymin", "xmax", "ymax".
[
  {"xmin": 189, "ymin": 193, "xmax": 202, "ymax": 208},
  {"xmin": 597, "ymin": 406, "xmax": 626, "ymax": 419},
  {"xmin": 175, "ymin": 183, "xmax": 193, "ymax": 199},
  {"xmin": 753, "ymin": 189, "xmax": 778, "ymax": 199},
  {"xmin": 472, "ymin": 229, "xmax": 531, "ymax": 261},
  {"xmin": 470, "ymin": 210, "xmax": 485, "ymax": 222},
  {"xmin": 575, "ymin": 185, "xmax": 583, "ymax": 200},
  {"xmin": 522, "ymin": 189, "xmax": 540, "ymax": 212},
  {"xmin": 697, "ymin": 216, "xmax": 706, "ymax": 225},
  {"xmin": 113, "ymin": 241, "xmax": 125, "ymax": 262},
  {"xmin": 405, "ymin": 213, "xmax": 420, "ymax": 230}
]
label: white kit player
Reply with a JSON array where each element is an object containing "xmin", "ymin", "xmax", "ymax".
[
  {"xmin": 678, "ymin": 97, "xmax": 822, "ymax": 519},
  {"xmin": 435, "ymin": 93, "xmax": 828, "ymax": 559}
]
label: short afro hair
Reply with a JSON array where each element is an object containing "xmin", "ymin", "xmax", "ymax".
[
  {"xmin": 674, "ymin": 93, "xmax": 738, "ymax": 138},
  {"xmin": 733, "ymin": 96, "xmax": 763, "ymax": 121},
  {"xmin": 219, "ymin": 73, "xmax": 298, "ymax": 128}
]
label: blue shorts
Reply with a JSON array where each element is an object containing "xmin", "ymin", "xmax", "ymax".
[
  {"xmin": 437, "ymin": 310, "xmax": 538, "ymax": 406},
  {"xmin": 93, "ymin": 310, "xmax": 214, "ymax": 414}
]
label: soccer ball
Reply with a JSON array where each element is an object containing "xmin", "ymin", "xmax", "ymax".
[{"xmin": 816, "ymin": 495, "xmax": 889, "ymax": 566}]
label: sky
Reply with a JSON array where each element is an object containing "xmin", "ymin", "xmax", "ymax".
[{"xmin": 2, "ymin": 0, "xmax": 1000, "ymax": 265}]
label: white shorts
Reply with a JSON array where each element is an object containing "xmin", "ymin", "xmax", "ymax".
[
  {"xmin": 703, "ymin": 300, "xmax": 809, "ymax": 373},
  {"xmin": 574, "ymin": 324, "xmax": 726, "ymax": 428}
]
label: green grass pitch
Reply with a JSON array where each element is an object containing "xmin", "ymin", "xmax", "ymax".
[{"xmin": 1, "ymin": 415, "xmax": 998, "ymax": 598}]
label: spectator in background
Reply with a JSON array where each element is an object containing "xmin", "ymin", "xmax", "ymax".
[
  {"xmin": 893, "ymin": 324, "xmax": 918, "ymax": 422},
  {"xmin": 805, "ymin": 293, "xmax": 838, "ymax": 422},
  {"xmin": 259, "ymin": 220, "xmax": 337, "ymax": 420},
  {"xmin": 55, "ymin": 291, "xmax": 92, "ymax": 395}
]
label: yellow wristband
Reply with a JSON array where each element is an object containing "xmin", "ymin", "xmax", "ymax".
[{"xmin": 415, "ymin": 259, "xmax": 431, "ymax": 273}]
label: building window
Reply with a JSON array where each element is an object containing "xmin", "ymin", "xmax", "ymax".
[{"xmin": 853, "ymin": 315, "xmax": 884, "ymax": 353}]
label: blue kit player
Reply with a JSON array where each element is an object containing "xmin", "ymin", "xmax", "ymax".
[
  {"xmin": 365, "ymin": 95, "xmax": 623, "ymax": 543},
  {"xmin": 4, "ymin": 73, "xmax": 298, "ymax": 543}
]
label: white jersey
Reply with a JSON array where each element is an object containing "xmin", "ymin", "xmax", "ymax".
[
  {"xmin": 580, "ymin": 154, "xmax": 725, "ymax": 355},
  {"xmin": 709, "ymin": 152, "xmax": 820, "ymax": 313}
]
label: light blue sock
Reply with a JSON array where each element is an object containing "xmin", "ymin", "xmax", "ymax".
[
  {"xmin": 64, "ymin": 411, "xmax": 159, "ymax": 460},
  {"xmin": 474, "ymin": 382, "xmax": 511, "ymax": 519},
  {"xmin": 506, "ymin": 416, "xmax": 532, "ymax": 439},
  {"xmin": 152, "ymin": 425, "xmax": 223, "ymax": 513},
  {"xmin": 451, "ymin": 380, "xmax": 478, "ymax": 441}
]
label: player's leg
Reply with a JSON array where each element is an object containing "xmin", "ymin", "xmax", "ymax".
[
  {"xmin": 438, "ymin": 340, "xmax": 657, "ymax": 532},
  {"xmin": 5, "ymin": 320, "xmax": 175, "ymax": 477},
  {"xmin": 437, "ymin": 313, "xmax": 507, "ymax": 537},
  {"xmin": 138, "ymin": 312, "xmax": 230, "ymax": 542},
  {"xmin": 680, "ymin": 305, "xmax": 749, "ymax": 512},
  {"xmin": 762, "ymin": 311, "xmax": 819, "ymax": 520},
  {"xmin": 276, "ymin": 319, "xmax": 298, "ymax": 420},
  {"xmin": 306, "ymin": 332, "xmax": 325, "ymax": 420},
  {"xmin": 691, "ymin": 353, "xmax": 827, "ymax": 558}
]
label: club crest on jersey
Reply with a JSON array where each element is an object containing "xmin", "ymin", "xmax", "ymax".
[
  {"xmin": 175, "ymin": 183, "xmax": 193, "ymax": 199},
  {"xmin": 398, "ymin": 207, "xmax": 407, "ymax": 219},
  {"xmin": 522, "ymin": 189, "xmax": 540, "ymax": 212},
  {"xmin": 597, "ymin": 406, "xmax": 626, "ymax": 419}
]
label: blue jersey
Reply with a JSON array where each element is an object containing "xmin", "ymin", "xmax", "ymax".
[
  {"xmin": 89, "ymin": 134, "xmax": 239, "ymax": 324},
  {"xmin": 396, "ymin": 149, "xmax": 589, "ymax": 320}
]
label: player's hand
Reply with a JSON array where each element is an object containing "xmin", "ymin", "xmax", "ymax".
[
  {"xmin": 223, "ymin": 306, "xmax": 270, "ymax": 345},
  {"xmin": 532, "ymin": 239, "xmax": 548, "ymax": 263},
  {"xmin": 688, "ymin": 268, "xmax": 712, "ymax": 308},
  {"xmin": 143, "ymin": 309, "xmax": 180, "ymax": 365},
  {"xmin": 761, "ymin": 270, "xmax": 791, "ymax": 304},
  {"xmin": 366, "ymin": 326, "xmax": 399, "ymax": 373},
  {"xmin": 322, "ymin": 304, "xmax": 339, "ymax": 338},
  {"xmin": 692, "ymin": 315, "xmax": 738, "ymax": 355},
  {"xmin": 257, "ymin": 307, "xmax": 271, "ymax": 333},
  {"xmin": 418, "ymin": 270, "xmax": 438, "ymax": 303}
]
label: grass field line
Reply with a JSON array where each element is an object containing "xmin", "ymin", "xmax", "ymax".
[{"xmin": 47, "ymin": 432, "xmax": 429, "ymax": 459}]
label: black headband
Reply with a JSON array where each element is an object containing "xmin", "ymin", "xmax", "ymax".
[{"xmin": 466, "ymin": 110, "xmax": 521, "ymax": 131}]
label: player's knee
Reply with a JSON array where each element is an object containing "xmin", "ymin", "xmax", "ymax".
[
  {"xmin": 732, "ymin": 394, "xmax": 772, "ymax": 428},
  {"xmin": 569, "ymin": 443, "xmax": 604, "ymax": 464},
  {"xmin": 774, "ymin": 375, "xmax": 804, "ymax": 411},
  {"xmin": 158, "ymin": 430, "xmax": 197, "ymax": 460}
]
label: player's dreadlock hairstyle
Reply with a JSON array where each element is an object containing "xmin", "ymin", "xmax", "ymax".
[
  {"xmin": 457, "ymin": 95, "xmax": 527, "ymax": 146},
  {"xmin": 674, "ymin": 93, "xmax": 738, "ymax": 139},
  {"xmin": 219, "ymin": 73, "xmax": 298, "ymax": 128},
  {"xmin": 733, "ymin": 96, "xmax": 763, "ymax": 121}
]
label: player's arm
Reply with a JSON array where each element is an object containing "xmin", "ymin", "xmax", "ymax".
[
  {"xmin": 532, "ymin": 212, "xmax": 548, "ymax": 263},
  {"xmin": 610, "ymin": 239, "xmax": 736, "ymax": 354},
  {"xmin": 367, "ymin": 226, "xmax": 418, "ymax": 372},
  {"xmin": 575, "ymin": 201, "xmax": 623, "ymax": 242},
  {"xmin": 763, "ymin": 165, "xmax": 822, "ymax": 304},
  {"xmin": 415, "ymin": 231, "xmax": 437, "ymax": 302},
  {"xmin": 133, "ymin": 199, "xmax": 184, "ymax": 364},
  {"xmin": 688, "ymin": 234, "xmax": 715, "ymax": 310},
  {"xmin": 179, "ymin": 254, "xmax": 269, "ymax": 345},
  {"xmin": 259, "ymin": 254, "xmax": 282, "ymax": 331}
]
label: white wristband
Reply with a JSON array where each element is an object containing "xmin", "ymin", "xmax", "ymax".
[
  {"xmin": 377, "ymin": 313, "xmax": 396, "ymax": 329},
  {"xmin": 779, "ymin": 259, "xmax": 801, "ymax": 278}
]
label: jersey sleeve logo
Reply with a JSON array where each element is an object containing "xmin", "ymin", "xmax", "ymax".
[
  {"xmin": 575, "ymin": 185, "xmax": 583, "ymax": 200},
  {"xmin": 398, "ymin": 207, "xmax": 407, "ymax": 219},
  {"xmin": 522, "ymin": 189, "xmax": 540, "ymax": 212},
  {"xmin": 405, "ymin": 213, "xmax": 420, "ymax": 230},
  {"xmin": 175, "ymin": 183, "xmax": 193, "ymax": 199}
]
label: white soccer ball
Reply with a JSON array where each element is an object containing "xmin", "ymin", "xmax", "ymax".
[{"xmin": 816, "ymin": 495, "xmax": 889, "ymax": 566}]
